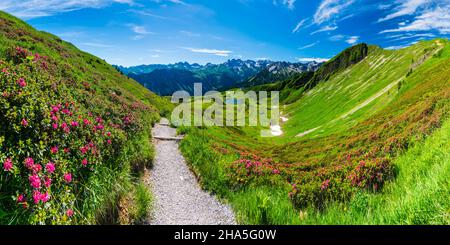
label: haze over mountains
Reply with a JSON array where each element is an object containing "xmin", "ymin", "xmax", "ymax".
[{"xmin": 116, "ymin": 59, "xmax": 323, "ymax": 95}]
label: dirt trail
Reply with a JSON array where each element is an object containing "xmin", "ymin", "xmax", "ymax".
[{"xmin": 148, "ymin": 118, "xmax": 236, "ymax": 225}]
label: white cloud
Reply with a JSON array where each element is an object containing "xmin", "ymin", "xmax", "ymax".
[
  {"xmin": 329, "ymin": 34, "xmax": 344, "ymax": 41},
  {"xmin": 313, "ymin": 0, "xmax": 355, "ymax": 24},
  {"xmin": 310, "ymin": 25, "xmax": 337, "ymax": 35},
  {"xmin": 297, "ymin": 57, "xmax": 329, "ymax": 63},
  {"xmin": 180, "ymin": 30, "xmax": 201, "ymax": 37},
  {"xmin": 378, "ymin": 0, "xmax": 430, "ymax": 22},
  {"xmin": 130, "ymin": 25, "xmax": 153, "ymax": 35},
  {"xmin": 0, "ymin": 0, "xmax": 132, "ymax": 19},
  {"xmin": 292, "ymin": 19, "xmax": 307, "ymax": 33},
  {"xmin": 384, "ymin": 41, "xmax": 418, "ymax": 50},
  {"xmin": 298, "ymin": 42, "xmax": 318, "ymax": 50},
  {"xmin": 184, "ymin": 48, "xmax": 232, "ymax": 57},
  {"xmin": 380, "ymin": 6, "xmax": 450, "ymax": 34},
  {"xmin": 345, "ymin": 36, "xmax": 359, "ymax": 44},
  {"xmin": 273, "ymin": 0, "xmax": 296, "ymax": 10},
  {"xmin": 152, "ymin": 0, "xmax": 186, "ymax": 4}
]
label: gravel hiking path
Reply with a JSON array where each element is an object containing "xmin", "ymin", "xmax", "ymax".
[{"xmin": 148, "ymin": 118, "xmax": 236, "ymax": 225}]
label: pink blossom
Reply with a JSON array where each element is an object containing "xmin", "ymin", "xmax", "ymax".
[
  {"xmin": 83, "ymin": 118, "xmax": 91, "ymax": 125},
  {"xmin": 106, "ymin": 132, "xmax": 111, "ymax": 137},
  {"xmin": 51, "ymin": 106, "xmax": 59, "ymax": 113},
  {"xmin": 29, "ymin": 174, "xmax": 41, "ymax": 189},
  {"xmin": 71, "ymin": 121, "xmax": 79, "ymax": 127},
  {"xmin": 17, "ymin": 194, "xmax": 24, "ymax": 203},
  {"xmin": 62, "ymin": 109, "xmax": 70, "ymax": 115},
  {"xmin": 272, "ymin": 169, "xmax": 280, "ymax": 174},
  {"xmin": 66, "ymin": 209, "xmax": 74, "ymax": 217},
  {"xmin": 31, "ymin": 164, "xmax": 42, "ymax": 173},
  {"xmin": 44, "ymin": 176, "xmax": 52, "ymax": 188},
  {"xmin": 52, "ymin": 123, "xmax": 58, "ymax": 130},
  {"xmin": 24, "ymin": 157, "xmax": 34, "ymax": 169},
  {"xmin": 80, "ymin": 146, "xmax": 88, "ymax": 154},
  {"xmin": 321, "ymin": 179, "xmax": 330, "ymax": 190},
  {"xmin": 107, "ymin": 139, "xmax": 112, "ymax": 145},
  {"xmin": 82, "ymin": 159, "xmax": 88, "ymax": 166},
  {"xmin": 32, "ymin": 190, "xmax": 41, "ymax": 204},
  {"xmin": 64, "ymin": 148, "xmax": 70, "ymax": 154},
  {"xmin": 3, "ymin": 158, "xmax": 13, "ymax": 171},
  {"xmin": 21, "ymin": 119, "xmax": 28, "ymax": 127},
  {"xmin": 40, "ymin": 192, "xmax": 50, "ymax": 203},
  {"xmin": 45, "ymin": 162, "xmax": 55, "ymax": 173},
  {"xmin": 51, "ymin": 115, "xmax": 58, "ymax": 121},
  {"xmin": 64, "ymin": 173, "xmax": 72, "ymax": 183},
  {"xmin": 17, "ymin": 78, "xmax": 26, "ymax": 87},
  {"xmin": 50, "ymin": 146, "xmax": 58, "ymax": 154}
]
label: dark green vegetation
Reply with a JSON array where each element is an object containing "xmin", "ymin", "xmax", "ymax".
[
  {"xmin": 0, "ymin": 11, "xmax": 171, "ymax": 224},
  {"xmin": 178, "ymin": 39, "xmax": 450, "ymax": 224}
]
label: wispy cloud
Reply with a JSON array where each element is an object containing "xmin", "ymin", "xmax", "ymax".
[
  {"xmin": 345, "ymin": 36, "xmax": 359, "ymax": 44},
  {"xmin": 329, "ymin": 34, "xmax": 344, "ymax": 41},
  {"xmin": 380, "ymin": 5, "xmax": 450, "ymax": 34},
  {"xmin": 0, "ymin": 0, "xmax": 132, "ymax": 19},
  {"xmin": 128, "ymin": 9, "xmax": 170, "ymax": 20},
  {"xmin": 130, "ymin": 25, "xmax": 153, "ymax": 35},
  {"xmin": 297, "ymin": 57, "xmax": 329, "ymax": 63},
  {"xmin": 151, "ymin": 0, "xmax": 187, "ymax": 5},
  {"xmin": 298, "ymin": 42, "xmax": 318, "ymax": 50},
  {"xmin": 384, "ymin": 41, "xmax": 418, "ymax": 50},
  {"xmin": 313, "ymin": 0, "xmax": 355, "ymax": 24},
  {"xmin": 183, "ymin": 47, "xmax": 232, "ymax": 57},
  {"xmin": 310, "ymin": 25, "xmax": 337, "ymax": 35},
  {"xmin": 292, "ymin": 19, "xmax": 307, "ymax": 33},
  {"xmin": 180, "ymin": 30, "xmax": 201, "ymax": 37},
  {"xmin": 273, "ymin": 0, "xmax": 296, "ymax": 10},
  {"xmin": 378, "ymin": 0, "xmax": 430, "ymax": 22}
]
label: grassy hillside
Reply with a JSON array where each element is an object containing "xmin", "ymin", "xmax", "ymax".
[
  {"xmin": 178, "ymin": 39, "xmax": 450, "ymax": 224},
  {"xmin": 0, "ymin": 11, "xmax": 172, "ymax": 224}
]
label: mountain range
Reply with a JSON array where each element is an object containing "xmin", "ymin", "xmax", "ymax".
[{"xmin": 115, "ymin": 59, "xmax": 322, "ymax": 95}]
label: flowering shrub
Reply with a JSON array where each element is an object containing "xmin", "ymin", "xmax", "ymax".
[
  {"xmin": 226, "ymin": 148, "xmax": 395, "ymax": 209},
  {"xmin": 0, "ymin": 47, "xmax": 157, "ymax": 224},
  {"xmin": 227, "ymin": 154, "xmax": 284, "ymax": 187}
]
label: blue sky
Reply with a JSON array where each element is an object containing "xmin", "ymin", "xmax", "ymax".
[{"xmin": 1, "ymin": 0, "xmax": 449, "ymax": 66}]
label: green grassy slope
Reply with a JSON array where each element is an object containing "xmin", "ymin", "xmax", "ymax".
[
  {"xmin": 0, "ymin": 11, "xmax": 171, "ymax": 224},
  {"xmin": 283, "ymin": 40, "xmax": 445, "ymax": 139},
  {"xmin": 178, "ymin": 39, "xmax": 450, "ymax": 224}
]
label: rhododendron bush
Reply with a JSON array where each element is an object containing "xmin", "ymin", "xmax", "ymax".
[
  {"xmin": 227, "ymin": 152, "xmax": 394, "ymax": 209},
  {"xmin": 0, "ymin": 47, "xmax": 157, "ymax": 224}
]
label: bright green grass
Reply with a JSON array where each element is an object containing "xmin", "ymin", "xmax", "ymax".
[
  {"xmin": 281, "ymin": 40, "xmax": 445, "ymax": 140},
  {"xmin": 300, "ymin": 117, "xmax": 450, "ymax": 224}
]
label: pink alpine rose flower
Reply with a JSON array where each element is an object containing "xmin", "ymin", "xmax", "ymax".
[
  {"xmin": 31, "ymin": 164, "xmax": 42, "ymax": 173},
  {"xmin": 3, "ymin": 158, "xmax": 13, "ymax": 171},
  {"xmin": 29, "ymin": 174, "xmax": 41, "ymax": 189},
  {"xmin": 50, "ymin": 146, "xmax": 58, "ymax": 154},
  {"xmin": 21, "ymin": 119, "xmax": 28, "ymax": 127},
  {"xmin": 17, "ymin": 194, "xmax": 25, "ymax": 203},
  {"xmin": 52, "ymin": 123, "xmax": 58, "ymax": 130},
  {"xmin": 24, "ymin": 157, "xmax": 34, "ymax": 169},
  {"xmin": 66, "ymin": 209, "xmax": 74, "ymax": 217},
  {"xmin": 17, "ymin": 78, "xmax": 26, "ymax": 87},
  {"xmin": 32, "ymin": 190, "xmax": 41, "ymax": 204},
  {"xmin": 64, "ymin": 173, "xmax": 72, "ymax": 183},
  {"xmin": 45, "ymin": 162, "xmax": 55, "ymax": 173},
  {"xmin": 44, "ymin": 176, "xmax": 52, "ymax": 188},
  {"xmin": 82, "ymin": 159, "xmax": 88, "ymax": 166}
]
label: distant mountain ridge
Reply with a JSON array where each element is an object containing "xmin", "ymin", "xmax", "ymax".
[{"xmin": 115, "ymin": 59, "xmax": 322, "ymax": 95}]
